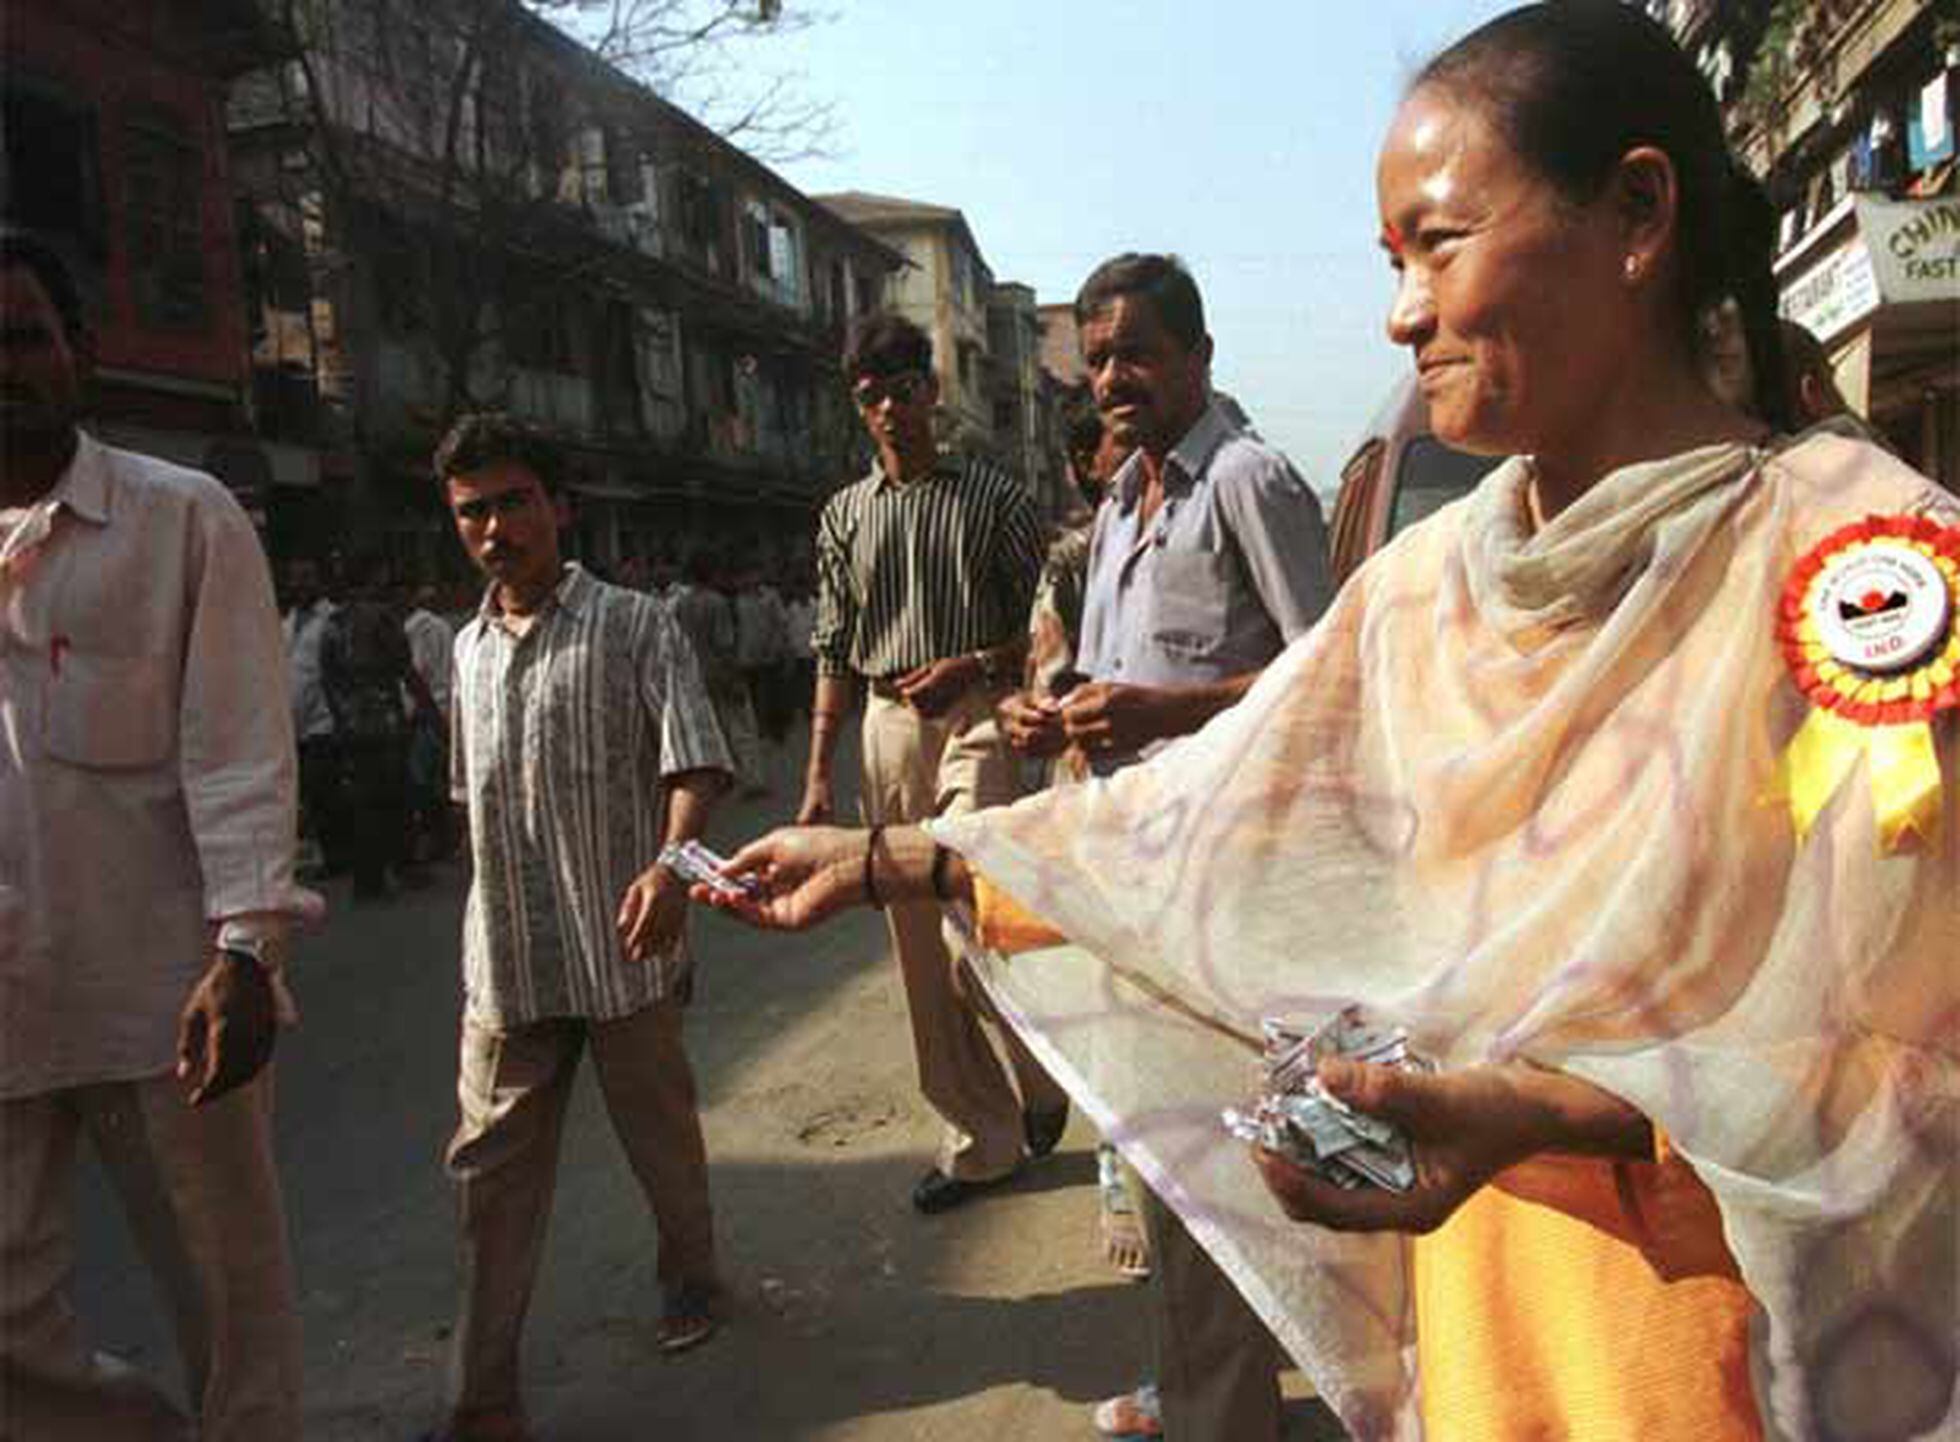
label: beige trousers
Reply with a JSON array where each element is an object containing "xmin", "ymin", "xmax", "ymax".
[
  {"xmin": 860, "ymin": 687, "xmax": 1067, "ymax": 1182},
  {"xmin": 1143, "ymin": 1186, "xmax": 1283, "ymax": 1442},
  {"xmin": 444, "ymin": 1002, "xmax": 714, "ymax": 1417},
  {"xmin": 0, "ymin": 1073, "xmax": 301, "ymax": 1442}
]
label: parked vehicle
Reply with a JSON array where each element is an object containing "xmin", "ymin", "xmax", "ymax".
[{"xmin": 1327, "ymin": 375, "xmax": 1501, "ymax": 585}]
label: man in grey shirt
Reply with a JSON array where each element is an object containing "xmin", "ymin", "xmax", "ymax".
[
  {"xmin": 1003, "ymin": 262, "xmax": 1327, "ymax": 783},
  {"xmin": 998, "ymin": 253, "xmax": 1329, "ymax": 1442}
]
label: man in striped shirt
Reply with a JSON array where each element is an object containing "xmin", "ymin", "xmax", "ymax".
[
  {"xmin": 800, "ymin": 312, "xmax": 1070, "ymax": 1214},
  {"xmin": 430, "ymin": 415, "xmax": 734, "ymax": 1442}
]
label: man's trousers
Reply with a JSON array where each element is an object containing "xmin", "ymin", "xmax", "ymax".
[
  {"xmin": 1143, "ymin": 1185, "xmax": 1284, "ymax": 1442},
  {"xmin": 444, "ymin": 1002, "xmax": 715, "ymax": 1417},
  {"xmin": 860, "ymin": 685, "xmax": 1067, "ymax": 1182},
  {"xmin": 0, "ymin": 1073, "xmax": 301, "ymax": 1441}
]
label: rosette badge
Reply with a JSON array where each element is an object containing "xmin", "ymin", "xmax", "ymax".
[{"xmin": 1776, "ymin": 514, "xmax": 1960, "ymax": 851}]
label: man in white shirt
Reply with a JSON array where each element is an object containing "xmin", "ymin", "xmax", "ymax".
[
  {"xmin": 403, "ymin": 585, "xmax": 457, "ymax": 862},
  {"xmin": 733, "ymin": 569, "xmax": 791, "ymax": 746},
  {"xmin": 0, "ymin": 233, "xmax": 308, "ymax": 1437},
  {"xmin": 783, "ymin": 580, "xmax": 817, "ymax": 724},
  {"xmin": 671, "ymin": 554, "xmax": 763, "ymax": 791},
  {"xmin": 285, "ymin": 554, "xmax": 342, "ymax": 874},
  {"xmin": 403, "ymin": 584, "xmax": 457, "ymax": 721}
]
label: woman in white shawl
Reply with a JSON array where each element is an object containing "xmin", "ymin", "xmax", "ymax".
[{"xmin": 701, "ymin": 5, "xmax": 1958, "ymax": 1437}]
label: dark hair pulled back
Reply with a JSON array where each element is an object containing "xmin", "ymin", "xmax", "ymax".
[{"xmin": 1416, "ymin": 0, "xmax": 1793, "ymax": 431}]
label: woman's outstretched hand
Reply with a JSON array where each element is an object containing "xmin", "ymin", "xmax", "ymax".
[{"xmin": 692, "ymin": 826, "xmax": 869, "ymax": 930}]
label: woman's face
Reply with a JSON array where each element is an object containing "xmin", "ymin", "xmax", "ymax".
[{"xmin": 1376, "ymin": 87, "xmax": 1635, "ymax": 457}]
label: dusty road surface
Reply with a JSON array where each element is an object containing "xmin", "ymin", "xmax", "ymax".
[{"xmin": 75, "ymin": 737, "xmax": 1342, "ymax": 1440}]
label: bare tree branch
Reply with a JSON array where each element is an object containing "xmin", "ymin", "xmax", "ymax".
[
  {"xmin": 529, "ymin": 0, "xmax": 841, "ymax": 163},
  {"xmin": 238, "ymin": 0, "xmax": 841, "ymax": 438}
]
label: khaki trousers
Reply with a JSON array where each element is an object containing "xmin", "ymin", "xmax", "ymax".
[
  {"xmin": 444, "ymin": 1003, "xmax": 714, "ymax": 1416},
  {"xmin": 0, "ymin": 1074, "xmax": 301, "ymax": 1442},
  {"xmin": 1143, "ymin": 1186, "xmax": 1283, "ymax": 1442},
  {"xmin": 860, "ymin": 687, "xmax": 1067, "ymax": 1182}
]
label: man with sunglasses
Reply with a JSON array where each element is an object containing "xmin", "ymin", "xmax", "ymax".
[{"xmin": 800, "ymin": 312, "xmax": 1069, "ymax": 1213}]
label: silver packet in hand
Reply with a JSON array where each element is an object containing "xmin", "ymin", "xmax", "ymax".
[
  {"xmin": 1224, "ymin": 1005, "xmax": 1429, "ymax": 1194},
  {"xmin": 658, "ymin": 839, "xmax": 757, "ymax": 898}
]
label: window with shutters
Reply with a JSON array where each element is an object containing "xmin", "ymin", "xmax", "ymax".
[
  {"xmin": 767, "ymin": 217, "xmax": 799, "ymax": 304},
  {"xmin": 123, "ymin": 109, "xmax": 207, "ymax": 331},
  {"xmin": 744, "ymin": 200, "xmax": 772, "ymax": 278},
  {"xmin": 678, "ymin": 172, "xmax": 723, "ymax": 270},
  {"xmin": 0, "ymin": 79, "xmax": 105, "ymax": 262}
]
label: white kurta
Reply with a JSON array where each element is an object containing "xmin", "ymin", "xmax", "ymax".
[{"xmin": 0, "ymin": 434, "xmax": 305, "ymax": 1097}]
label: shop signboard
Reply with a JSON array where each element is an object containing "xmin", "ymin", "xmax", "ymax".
[
  {"xmin": 1858, "ymin": 195, "xmax": 1960, "ymax": 300},
  {"xmin": 1781, "ymin": 235, "xmax": 1880, "ymax": 342},
  {"xmin": 1779, "ymin": 197, "xmax": 1960, "ymax": 343}
]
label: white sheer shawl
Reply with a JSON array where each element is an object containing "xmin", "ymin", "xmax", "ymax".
[{"xmin": 932, "ymin": 430, "xmax": 1958, "ymax": 1439}]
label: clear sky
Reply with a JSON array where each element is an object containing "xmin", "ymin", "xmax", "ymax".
[{"xmin": 770, "ymin": 0, "xmax": 1517, "ymax": 492}]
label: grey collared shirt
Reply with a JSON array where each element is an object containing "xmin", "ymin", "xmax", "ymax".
[{"xmin": 1078, "ymin": 400, "xmax": 1330, "ymax": 768}]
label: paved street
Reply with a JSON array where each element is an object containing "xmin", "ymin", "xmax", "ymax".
[{"xmin": 75, "ymin": 737, "xmax": 1338, "ymax": 1441}]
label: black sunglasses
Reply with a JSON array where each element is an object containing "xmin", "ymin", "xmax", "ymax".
[{"xmin": 852, "ymin": 372, "xmax": 930, "ymax": 409}]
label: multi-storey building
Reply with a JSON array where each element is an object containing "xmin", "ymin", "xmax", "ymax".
[
  {"xmin": 813, "ymin": 191, "xmax": 1002, "ymax": 454},
  {"xmin": 987, "ymin": 281, "xmax": 1069, "ymax": 520},
  {"xmin": 1038, "ymin": 301, "xmax": 1087, "ymax": 389},
  {"xmin": 2, "ymin": 0, "xmax": 302, "ymax": 517},
  {"xmin": 228, "ymin": 0, "xmax": 902, "ymax": 580},
  {"xmin": 1657, "ymin": 0, "xmax": 1957, "ymax": 490}
]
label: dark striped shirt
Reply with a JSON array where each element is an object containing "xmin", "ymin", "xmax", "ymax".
[
  {"xmin": 450, "ymin": 565, "xmax": 732, "ymax": 1023},
  {"xmin": 813, "ymin": 452, "xmax": 1045, "ymax": 678}
]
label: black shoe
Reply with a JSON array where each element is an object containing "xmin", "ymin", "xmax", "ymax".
[
  {"xmin": 911, "ymin": 1166, "xmax": 1015, "ymax": 1215},
  {"xmin": 1024, "ymin": 1103, "xmax": 1070, "ymax": 1159}
]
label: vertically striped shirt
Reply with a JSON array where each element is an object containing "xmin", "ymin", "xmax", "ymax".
[
  {"xmin": 812, "ymin": 452, "xmax": 1045, "ymax": 678},
  {"xmin": 450, "ymin": 564, "xmax": 732, "ymax": 1025}
]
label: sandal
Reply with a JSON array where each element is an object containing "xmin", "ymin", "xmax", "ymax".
[
  {"xmin": 1091, "ymin": 1382, "xmax": 1163, "ymax": 1439},
  {"xmin": 656, "ymin": 1280, "xmax": 719, "ymax": 1354}
]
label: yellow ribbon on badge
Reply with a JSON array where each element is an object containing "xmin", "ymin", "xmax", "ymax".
[
  {"xmin": 1866, "ymin": 721, "xmax": 1943, "ymax": 850},
  {"xmin": 1776, "ymin": 709, "xmax": 1943, "ymax": 852},
  {"xmin": 1775, "ymin": 515, "xmax": 1960, "ymax": 854}
]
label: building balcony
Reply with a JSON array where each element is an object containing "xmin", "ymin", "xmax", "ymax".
[
  {"xmin": 1733, "ymin": 0, "xmax": 1930, "ymax": 174},
  {"xmin": 589, "ymin": 201, "xmax": 665, "ymax": 260},
  {"xmin": 511, "ymin": 367, "xmax": 596, "ymax": 434}
]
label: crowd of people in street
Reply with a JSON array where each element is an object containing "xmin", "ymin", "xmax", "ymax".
[
  {"xmin": 3, "ymin": 3, "xmax": 1955, "ymax": 1441},
  {"xmin": 277, "ymin": 550, "xmax": 819, "ymax": 902}
]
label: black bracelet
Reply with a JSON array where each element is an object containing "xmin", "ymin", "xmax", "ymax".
[
  {"xmin": 929, "ymin": 842, "xmax": 954, "ymax": 901},
  {"xmin": 863, "ymin": 824, "xmax": 886, "ymax": 910}
]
